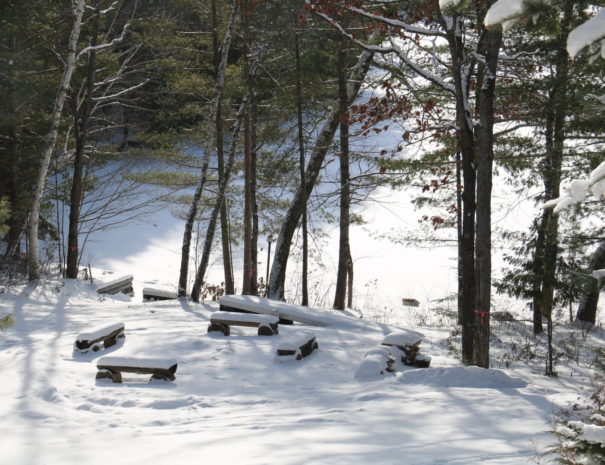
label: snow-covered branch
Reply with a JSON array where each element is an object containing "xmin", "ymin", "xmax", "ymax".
[
  {"xmin": 91, "ymin": 79, "xmax": 149, "ymax": 102},
  {"xmin": 544, "ymin": 161, "xmax": 605, "ymax": 213},
  {"xmin": 347, "ymin": 7, "xmax": 445, "ymax": 37},
  {"xmin": 76, "ymin": 24, "xmax": 130, "ymax": 61}
]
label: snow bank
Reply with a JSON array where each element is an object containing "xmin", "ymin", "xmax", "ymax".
[{"xmin": 398, "ymin": 366, "xmax": 527, "ymax": 389}]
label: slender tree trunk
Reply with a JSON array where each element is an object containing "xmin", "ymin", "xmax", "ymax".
[
  {"xmin": 334, "ymin": 44, "xmax": 352, "ymax": 311},
  {"xmin": 456, "ymin": 151, "xmax": 463, "ymax": 324},
  {"xmin": 295, "ymin": 32, "xmax": 309, "ymax": 306},
  {"xmin": 191, "ymin": 94, "xmax": 249, "ymax": 302},
  {"xmin": 444, "ymin": 15, "xmax": 477, "ymax": 365},
  {"xmin": 268, "ymin": 46, "xmax": 374, "ymax": 301},
  {"xmin": 66, "ymin": 2, "xmax": 100, "ymax": 279},
  {"xmin": 576, "ymin": 240, "xmax": 605, "ymax": 324},
  {"xmin": 347, "ymin": 253, "xmax": 354, "ymax": 309},
  {"xmin": 473, "ymin": 24, "xmax": 502, "ymax": 368},
  {"xmin": 211, "ymin": 0, "xmax": 234, "ymax": 295},
  {"xmin": 28, "ymin": 0, "xmax": 86, "ymax": 281},
  {"xmin": 178, "ymin": 0, "xmax": 238, "ymax": 297}
]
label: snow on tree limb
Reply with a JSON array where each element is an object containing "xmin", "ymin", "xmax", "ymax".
[
  {"xmin": 484, "ymin": 1, "xmax": 605, "ymax": 59},
  {"xmin": 567, "ymin": 8, "xmax": 605, "ymax": 58},
  {"xmin": 545, "ymin": 161, "xmax": 605, "ymax": 213}
]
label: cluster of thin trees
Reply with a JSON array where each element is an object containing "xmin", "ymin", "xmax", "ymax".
[{"xmin": 1, "ymin": 0, "xmax": 603, "ymax": 369}]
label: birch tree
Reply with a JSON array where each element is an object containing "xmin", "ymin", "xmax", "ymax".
[{"xmin": 28, "ymin": 0, "xmax": 87, "ymax": 281}]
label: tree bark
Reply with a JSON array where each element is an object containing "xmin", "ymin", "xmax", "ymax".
[
  {"xmin": 474, "ymin": 24, "xmax": 502, "ymax": 368},
  {"xmin": 576, "ymin": 240, "xmax": 605, "ymax": 324},
  {"xmin": 66, "ymin": 1, "xmax": 101, "ymax": 279},
  {"xmin": 268, "ymin": 46, "xmax": 374, "ymax": 301},
  {"xmin": 333, "ymin": 44, "xmax": 352, "ymax": 311},
  {"xmin": 211, "ymin": 0, "xmax": 235, "ymax": 295},
  {"xmin": 28, "ymin": 0, "xmax": 87, "ymax": 281},
  {"xmin": 295, "ymin": 32, "xmax": 309, "ymax": 307},
  {"xmin": 178, "ymin": 0, "xmax": 239, "ymax": 297}
]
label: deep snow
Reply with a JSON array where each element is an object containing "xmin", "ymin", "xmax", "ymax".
[{"xmin": 1, "ymin": 277, "xmax": 602, "ymax": 464}]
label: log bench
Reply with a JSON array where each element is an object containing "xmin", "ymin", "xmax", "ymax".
[
  {"xmin": 142, "ymin": 287, "xmax": 178, "ymax": 302},
  {"xmin": 276, "ymin": 330, "xmax": 318, "ymax": 361},
  {"xmin": 381, "ymin": 330, "xmax": 431, "ymax": 368},
  {"xmin": 208, "ymin": 312, "xmax": 279, "ymax": 336},
  {"xmin": 74, "ymin": 322, "xmax": 125, "ymax": 354},
  {"xmin": 355, "ymin": 346, "xmax": 396, "ymax": 378},
  {"xmin": 97, "ymin": 275, "xmax": 134, "ymax": 296},
  {"xmin": 96, "ymin": 357, "xmax": 178, "ymax": 383}
]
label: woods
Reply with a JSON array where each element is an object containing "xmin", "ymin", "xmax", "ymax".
[{"xmin": 1, "ymin": 0, "xmax": 604, "ymax": 371}]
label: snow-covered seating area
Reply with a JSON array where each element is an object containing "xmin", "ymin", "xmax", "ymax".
[
  {"xmin": 73, "ymin": 322, "xmax": 125, "ymax": 354},
  {"xmin": 96, "ymin": 357, "xmax": 178, "ymax": 383},
  {"xmin": 142, "ymin": 287, "xmax": 178, "ymax": 302},
  {"xmin": 276, "ymin": 330, "xmax": 318, "ymax": 361},
  {"xmin": 354, "ymin": 346, "xmax": 396, "ymax": 378},
  {"xmin": 96, "ymin": 275, "xmax": 134, "ymax": 296},
  {"xmin": 208, "ymin": 311, "xmax": 279, "ymax": 336},
  {"xmin": 382, "ymin": 330, "xmax": 431, "ymax": 368}
]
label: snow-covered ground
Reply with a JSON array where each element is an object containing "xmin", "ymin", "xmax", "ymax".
[{"xmin": 1, "ymin": 276, "xmax": 602, "ymax": 465}]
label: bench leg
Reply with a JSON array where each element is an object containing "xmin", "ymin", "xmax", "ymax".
[
  {"xmin": 257, "ymin": 324, "xmax": 276, "ymax": 336},
  {"xmin": 150, "ymin": 373, "xmax": 176, "ymax": 382},
  {"xmin": 96, "ymin": 369, "xmax": 122, "ymax": 383},
  {"xmin": 208, "ymin": 322, "xmax": 230, "ymax": 336}
]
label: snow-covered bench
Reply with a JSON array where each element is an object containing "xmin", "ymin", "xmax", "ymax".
[
  {"xmin": 74, "ymin": 322, "xmax": 125, "ymax": 354},
  {"xmin": 276, "ymin": 330, "xmax": 318, "ymax": 361},
  {"xmin": 96, "ymin": 357, "xmax": 178, "ymax": 383},
  {"xmin": 142, "ymin": 287, "xmax": 178, "ymax": 302},
  {"xmin": 208, "ymin": 312, "xmax": 279, "ymax": 336},
  {"xmin": 354, "ymin": 346, "xmax": 396, "ymax": 378},
  {"xmin": 381, "ymin": 330, "xmax": 431, "ymax": 368},
  {"xmin": 97, "ymin": 275, "xmax": 134, "ymax": 296}
]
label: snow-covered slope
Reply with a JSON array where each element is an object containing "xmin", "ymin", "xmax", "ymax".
[{"xmin": 1, "ymin": 278, "xmax": 599, "ymax": 464}]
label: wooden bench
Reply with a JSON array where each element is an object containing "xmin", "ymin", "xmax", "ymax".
[
  {"xmin": 208, "ymin": 312, "xmax": 279, "ymax": 336},
  {"xmin": 355, "ymin": 346, "xmax": 396, "ymax": 378},
  {"xmin": 74, "ymin": 322, "xmax": 125, "ymax": 354},
  {"xmin": 381, "ymin": 330, "xmax": 431, "ymax": 368},
  {"xmin": 142, "ymin": 287, "xmax": 178, "ymax": 302},
  {"xmin": 97, "ymin": 275, "xmax": 134, "ymax": 296},
  {"xmin": 96, "ymin": 357, "xmax": 177, "ymax": 383},
  {"xmin": 276, "ymin": 330, "xmax": 318, "ymax": 361}
]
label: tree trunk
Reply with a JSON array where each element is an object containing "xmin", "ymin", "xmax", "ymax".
[
  {"xmin": 576, "ymin": 240, "xmax": 605, "ymax": 324},
  {"xmin": 211, "ymin": 0, "xmax": 234, "ymax": 295},
  {"xmin": 66, "ymin": 2, "xmax": 100, "ymax": 279},
  {"xmin": 178, "ymin": 0, "xmax": 239, "ymax": 297},
  {"xmin": 191, "ymin": 94, "xmax": 249, "ymax": 302},
  {"xmin": 28, "ymin": 0, "xmax": 87, "ymax": 281},
  {"xmin": 333, "ymin": 44, "xmax": 352, "ymax": 311},
  {"xmin": 267, "ymin": 46, "xmax": 374, "ymax": 301},
  {"xmin": 473, "ymin": 24, "xmax": 502, "ymax": 368},
  {"xmin": 295, "ymin": 32, "xmax": 309, "ymax": 307}
]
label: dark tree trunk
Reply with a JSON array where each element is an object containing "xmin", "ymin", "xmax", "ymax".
[
  {"xmin": 267, "ymin": 47, "xmax": 374, "ymax": 301},
  {"xmin": 576, "ymin": 241, "xmax": 605, "ymax": 324},
  {"xmin": 333, "ymin": 44, "xmax": 352, "ymax": 311},
  {"xmin": 456, "ymin": 151, "xmax": 463, "ymax": 324},
  {"xmin": 178, "ymin": 0, "xmax": 238, "ymax": 297},
  {"xmin": 295, "ymin": 32, "xmax": 309, "ymax": 307},
  {"xmin": 66, "ymin": 2, "xmax": 100, "ymax": 279},
  {"xmin": 241, "ymin": 0, "xmax": 258, "ymax": 296},
  {"xmin": 473, "ymin": 25, "xmax": 502, "ymax": 368},
  {"xmin": 212, "ymin": 0, "xmax": 234, "ymax": 295}
]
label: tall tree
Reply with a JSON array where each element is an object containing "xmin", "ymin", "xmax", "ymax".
[
  {"xmin": 178, "ymin": 0, "xmax": 239, "ymax": 297},
  {"xmin": 28, "ymin": 0, "xmax": 87, "ymax": 281}
]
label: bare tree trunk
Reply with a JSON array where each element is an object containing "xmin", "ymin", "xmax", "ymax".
[
  {"xmin": 191, "ymin": 94, "xmax": 249, "ymax": 302},
  {"xmin": 28, "ymin": 0, "xmax": 87, "ymax": 281},
  {"xmin": 211, "ymin": 0, "xmax": 234, "ymax": 295},
  {"xmin": 333, "ymin": 44, "xmax": 352, "ymax": 311},
  {"xmin": 295, "ymin": 32, "xmax": 309, "ymax": 306},
  {"xmin": 178, "ymin": 0, "xmax": 239, "ymax": 297},
  {"xmin": 473, "ymin": 24, "xmax": 502, "ymax": 368},
  {"xmin": 576, "ymin": 240, "xmax": 605, "ymax": 324},
  {"xmin": 66, "ymin": 1, "xmax": 101, "ymax": 279},
  {"xmin": 268, "ymin": 46, "xmax": 374, "ymax": 301}
]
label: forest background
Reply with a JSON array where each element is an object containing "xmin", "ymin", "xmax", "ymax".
[{"xmin": 1, "ymin": 0, "xmax": 604, "ymax": 371}]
